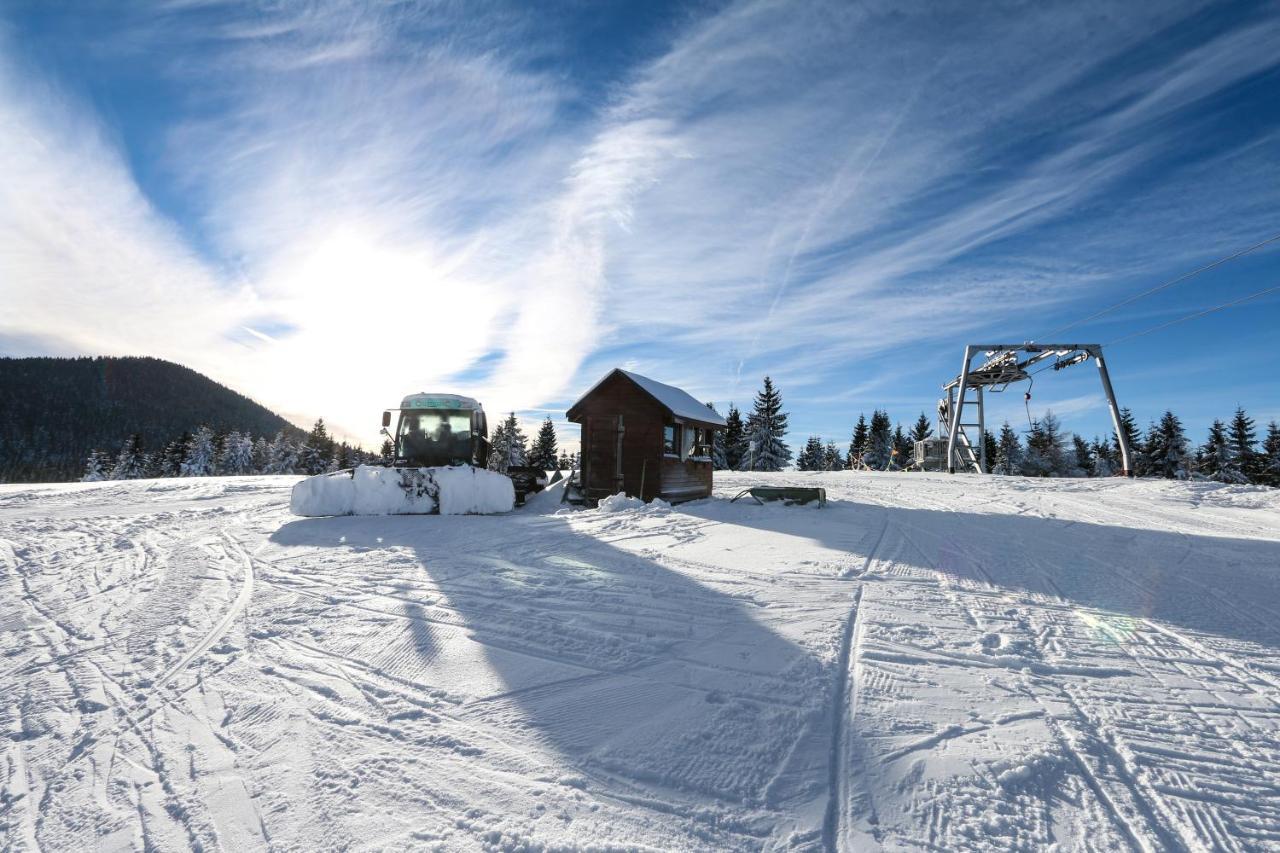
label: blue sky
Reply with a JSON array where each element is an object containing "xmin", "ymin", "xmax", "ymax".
[{"xmin": 2, "ymin": 0, "xmax": 1278, "ymax": 453}]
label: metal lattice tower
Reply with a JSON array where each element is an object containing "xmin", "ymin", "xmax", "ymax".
[{"xmin": 939, "ymin": 343, "xmax": 1134, "ymax": 476}]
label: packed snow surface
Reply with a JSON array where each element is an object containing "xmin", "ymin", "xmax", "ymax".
[
  {"xmin": 289, "ymin": 464, "xmax": 515, "ymax": 516},
  {"xmin": 2, "ymin": 472, "xmax": 1279, "ymax": 850}
]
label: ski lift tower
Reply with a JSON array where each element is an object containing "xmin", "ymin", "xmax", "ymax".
[{"xmin": 939, "ymin": 343, "xmax": 1134, "ymax": 476}]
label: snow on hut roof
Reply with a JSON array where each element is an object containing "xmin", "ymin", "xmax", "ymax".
[
  {"xmin": 618, "ymin": 371, "xmax": 727, "ymax": 425},
  {"xmin": 570, "ymin": 369, "xmax": 727, "ymax": 426}
]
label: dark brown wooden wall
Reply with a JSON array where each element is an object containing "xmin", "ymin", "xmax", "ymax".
[
  {"xmin": 573, "ymin": 373, "xmax": 665, "ymax": 501},
  {"xmin": 658, "ymin": 457, "xmax": 712, "ymax": 501}
]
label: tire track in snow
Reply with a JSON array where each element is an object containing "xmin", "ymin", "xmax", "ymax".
[
  {"xmin": 823, "ymin": 588, "xmax": 861, "ymax": 852},
  {"xmin": 824, "ymin": 511, "xmax": 888, "ymax": 852},
  {"xmin": 890, "ymin": 506, "xmax": 1182, "ymax": 849},
  {"xmin": 153, "ymin": 531, "xmax": 253, "ymax": 691}
]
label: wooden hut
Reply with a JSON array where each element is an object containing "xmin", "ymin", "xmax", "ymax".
[{"xmin": 567, "ymin": 369, "xmax": 726, "ymax": 504}]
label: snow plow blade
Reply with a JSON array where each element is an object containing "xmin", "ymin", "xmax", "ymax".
[
  {"xmin": 290, "ymin": 464, "xmax": 515, "ymax": 517},
  {"xmin": 730, "ymin": 486, "xmax": 827, "ymax": 507}
]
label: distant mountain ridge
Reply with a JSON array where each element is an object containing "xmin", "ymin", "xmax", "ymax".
[{"xmin": 0, "ymin": 356, "xmax": 304, "ymax": 483}]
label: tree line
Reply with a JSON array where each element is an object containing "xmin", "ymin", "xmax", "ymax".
[
  {"xmin": 79, "ymin": 378, "xmax": 1279, "ymax": 487},
  {"xmin": 715, "ymin": 376, "xmax": 1280, "ymax": 485},
  {"xmin": 1, "ymin": 355, "xmax": 302, "ymax": 483},
  {"xmin": 82, "ymin": 413, "xmax": 584, "ymax": 482},
  {"xmin": 82, "ymin": 419, "xmax": 379, "ymax": 481}
]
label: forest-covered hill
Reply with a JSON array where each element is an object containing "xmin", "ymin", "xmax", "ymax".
[{"xmin": 0, "ymin": 356, "xmax": 303, "ymax": 482}]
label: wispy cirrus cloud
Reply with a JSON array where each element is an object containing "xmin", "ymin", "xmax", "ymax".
[
  {"xmin": 2, "ymin": 0, "xmax": 1278, "ymax": 449},
  {"xmin": 0, "ymin": 49, "xmax": 250, "ymax": 371}
]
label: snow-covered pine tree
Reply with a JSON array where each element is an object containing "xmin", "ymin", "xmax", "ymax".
[
  {"xmin": 705, "ymin": 403, "xmax": 728, "ymax": 469},
  {"xmin": 1072, "ymin": 435, "xmax": 1093, "ymax": 477},
  {"xmin": 795, "ymin": 438, "xmax": 811, "ymax": 471},
  {"xmin": 300, "ymin": 420, "xmax": 334, "ymax": 475},
  {"xmin": 1090, "ymin": 437, "xmax": 1115, "ymax": 477},
  {"xmin": 110, "ymin": 434, "xmax": 146, "ymax": 480},
  {"xmin": 710, "ymin": 430, "xmax": 727, "ymax": 470},
  {"xmin": 182, "ymin": 427, "xmax": 216, "ymax": 477},
  {"xmin": 252, "ymin": 437, "xmax": 270, "ymax": 474},
  {"xmin": 265, "ymin": 431, "xmax": 300, "ymax": 474},
  {"xmin": 299, "ymin": 443, "xmax": 325, "ymax": 475},
  {"xmin": 557, "ymin": 450, "xmax": 572, "ymax": 470},
  {"xmin": 379, "ymin": 439, "xmax": 394, "ymax": 466},
  {"xmin": 722, "ymin": 405, "xmax": 746, "ymax": 470},
  {"xmin": 1146, "ymin": 411, "xmax": 1190, "ymax": 479},
  {"xmin": 488, "ymin": 422, "xmax": 511, "ymax": 472},
  {"xmin": 487, "ymin": 413, "xmax": 527, "ymax": 473},
  {"xmin": 1044, "ymin": 413, "xmax": 1075, "ymax": 476},
  {"xmin": 911, "ymin": 413, "xmax": 932, "ymax": 443},
  {"xmin": 848, "ymin": 414, "xmax": 869, "ymax": 469},
  {"xmin": 1113, "ymin": 407, "xmax": 1145, "ymax": 476},
  {"xmin": 219, "ymin": 431, "xmax": 255, "ymax": 475},
  {"xmin": 160, "ymin": 432, "xmax": 190, "ymax": 477},
  {"xmin": 1021, "ymin": 420, "xmax": 1051, "ymax": 477},
  {"xmin": 1262, "ymin": 421, "xmax": 1280, "ymax": 487},
  {"xmin": 797, "ymin": 435, "xmax": 823, "ymax": 471},
  {"xmin": 142, "ymin": 451, "xmax": 164, "ymax": 479},
  {"xmin": 823, "ymin": 441, "xmax": 843, "ymax": 471},
  {"xmin": 529, "ymin": 417, "xmax": 558, "ymax": 471},
  {"xmin": 892, "ymin": 425, "xmax": 912, "ymax": 469},
  {"xmin": 861, "ymin": 410, "xmax": 892, "ymax": 470},
  {"xmin": 81, "ymin": 450, "xmax": 108, "ymax": 482},
  {"xmin": 214, "ymin": 432, "xmax": 229, "ymax": 472},
  {"xmin": 1199, "ymin": 420, "xmax": 1243, "ymax": 483},
  {"xmin": 1022, "ymin": 412, "xmax": 1072, "ymax": 476},
  {"xmin": 992, "ymin": 422, "xmax": 1022, "ymax": 475},
  {"xmin": 737, "ymin": 377, "xmax": 791, "ymax": 471},
  {"xmin": 337, "ymin": 443, "xmax": 355, "ymax": 471},
  {"xmin": 982, "ymin": 430, "xmax": 998, "ymax": 472},
  {"xmin": 1228, "ymin": 406, "xmax": 1259, "ymax": 483}
]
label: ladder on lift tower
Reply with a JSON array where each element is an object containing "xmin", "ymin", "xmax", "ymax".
[{"xmin": 939, "ymin": 384, "xmax": 985, "ymax": 473}]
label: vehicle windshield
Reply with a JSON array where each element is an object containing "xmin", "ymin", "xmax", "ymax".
[{"xmin": 396, "ymin": 410, "xmax": 474, "ymax": 466}]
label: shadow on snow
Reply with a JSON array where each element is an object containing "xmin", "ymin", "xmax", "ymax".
[{"xmin": 269, "ymin": 511, "xmax": 834, "ymax": 837}]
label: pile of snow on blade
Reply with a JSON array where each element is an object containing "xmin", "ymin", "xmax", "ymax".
[
  {"xmin": 290, "ymin": 465, "xmax": 513, "ymax": 516},
  {"xmin": 433, "ymin": 465, "xmax": 516, "ymax": 515}
]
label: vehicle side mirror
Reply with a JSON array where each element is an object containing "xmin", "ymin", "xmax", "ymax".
[{"xmin": 382, "ymin": 411, "xmax": 391, "ymax": 428}]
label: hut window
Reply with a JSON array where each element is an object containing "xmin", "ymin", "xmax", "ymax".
[
  {"xmin": 663, "ymin": 424, "xmax": 680, "ymax": 455},
  {"xmin": 693, "ymin": 428, "xmax": 712, "ymax": 457}
]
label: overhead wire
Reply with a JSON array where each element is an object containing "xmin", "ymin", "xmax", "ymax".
[
  {"xmin": 973, "ymin": 232, "xmax": 1278, "ymax": 434},
  {"xmin": 1105, "ymin": 282, "xmax": 1280, "ymax": 346},
  {"xmin": 1019, "ymin": 280, "xmax": 1280, "ymax": 379},
  {"xmin": 1037, "ymin": 230, "xmax": 1280, "ymax": 340}
]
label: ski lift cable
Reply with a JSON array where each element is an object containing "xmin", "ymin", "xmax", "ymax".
[
  {"xmin": 1038, "ymin": 231, "xmax": 1280, "ymax": 340},
  {"xmin": 1024, "ymin": 279, "xmax": 1274, "ymax": 361},
  {"xmin": 1014, "ymin": 283, "xmax": 1276, "ymax": 424},
  {"xmin": 1105, "ymin": 282, "xmax": 1280, "ymax": 347}
]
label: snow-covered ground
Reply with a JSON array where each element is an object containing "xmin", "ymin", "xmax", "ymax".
[{"xmin": 2, "ymin": 472, "xmax": 1278, "ymax": 851}]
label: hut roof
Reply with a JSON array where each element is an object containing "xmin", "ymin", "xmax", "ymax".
[{"xmin": 568, "ymin": 369, "xmax": 727, "ymax": 427}]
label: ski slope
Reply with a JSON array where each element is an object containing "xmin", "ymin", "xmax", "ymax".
[{"xmin": 2, "ymin": 472, "xmax": 1278, "ymax": 851}]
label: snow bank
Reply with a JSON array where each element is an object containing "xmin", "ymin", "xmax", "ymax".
[
  {"xmin": 597, "ymin": 492, "xmax": 670, "ymax": 513},
  {"xmin": 597, "ymin": 492, "xmax": 645, "ymax": 513},
  {"xmin": 290, "ymin": 465, "xmax": 513, "ymax": 516},
  {"xmin": 521, "ymin": 478, "xmax": 569, "ymax": 514}
]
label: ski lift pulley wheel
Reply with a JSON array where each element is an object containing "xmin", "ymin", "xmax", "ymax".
[{"xmin": 730, "ymin": 486, "xmax": 827, "ymax": 507}]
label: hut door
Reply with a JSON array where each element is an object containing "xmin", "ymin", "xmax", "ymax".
[{"xmin": 585, "ymin": 415, "xmax": 624, "ymax": 495}]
